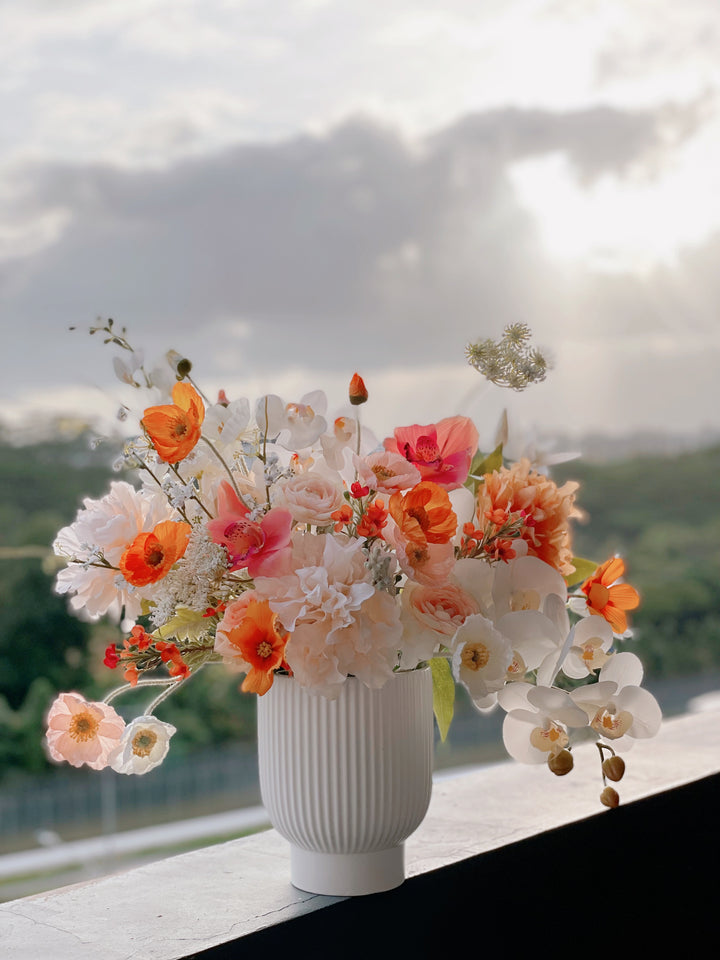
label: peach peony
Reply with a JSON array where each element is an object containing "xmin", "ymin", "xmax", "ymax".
[{"xmin": 476, "ymin": 459, "xmax": 580, "ymax": 576}]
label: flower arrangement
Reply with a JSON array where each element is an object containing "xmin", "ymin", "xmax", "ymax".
[{"xmin": 46, "ymin": 320, "xmax": 661, "ymax": 806}]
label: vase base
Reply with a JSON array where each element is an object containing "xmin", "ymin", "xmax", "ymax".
[{"xmin": 290, "ymin": 844, "xmax": 405, "ymax": 896}]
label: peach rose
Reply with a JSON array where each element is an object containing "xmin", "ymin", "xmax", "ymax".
[{"xmin": 274, "ymin": 466, "xmax": 345, "ymax": 526}]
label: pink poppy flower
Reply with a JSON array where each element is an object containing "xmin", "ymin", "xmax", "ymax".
[
  {"xmin": 46, "ymin": 692, "xmax": 126, "ymax": 770},
  {"xmin": 384, "ymin": 415, "xmax": 479, "ymax": 490},
  {"xmin": 206, "ymin": 481, "xmax": 293, "ymax": 577}
]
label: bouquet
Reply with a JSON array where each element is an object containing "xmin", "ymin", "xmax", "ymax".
[{"xmin": 45, "ymin": 321, "xmax": 661, "ymax": 806}]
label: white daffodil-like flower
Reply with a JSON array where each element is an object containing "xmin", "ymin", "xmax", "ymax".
[
  {"xmin": 450, "ymin": 557, "xmax": 496, "ymax": 619},
  {"xmin": 451, "ymin": 614, "xmax": 513, "ymax": 709},
  {"xmin": 255, "ymin": 391, "xmax": 328, "ymax": 450},
  {"xmin": 109, "ymin": 715, "xmax": 177, "ymax": 775},
  {"xmin": 492, "ymin": 554, "xmax": 568, "ymax": 622},
  {"xmin": 570, "ymin": 652, "xmax": 662, "ymax": 748},
  {"xmin": 498, "ymin": 682, "xmax": 589, "ymax": 763},
  {"xmin": 561, "ymin": 615, "xmax": 614, "ymax": 680},
  {"xmin": 452, "ymin": 555, "xmax": 569, "ymax": 686}
]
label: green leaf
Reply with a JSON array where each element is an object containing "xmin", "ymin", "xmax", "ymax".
[
  {"xmin": 430, "ymin": 657, "xmax": 455, "ymax": 742},
  {"xmin": 464, "ymin": 444, "xmax": 503, "ymax": 495},
  {"xmin": 565, "ymin": 556, "xmax": 598, "ymax": 588},
  {"xmin": 153, "ymin": 607, "xmax": 210, "ymax": 643}
]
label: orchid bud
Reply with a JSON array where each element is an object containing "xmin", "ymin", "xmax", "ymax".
[
  {"xmin": 349, "ymin": 373, "xmax": 368, "ymax": 405},
  {"xmin": 600, "ymin": 786, "xmax": 620, "ymax": 808},
  {"xmin": 602, "ymin": 755, "xmax": 626, "ymax": 782},
  {"xmin": 548, "ymin": 749, "xmax": 574, "ymax": 776}
]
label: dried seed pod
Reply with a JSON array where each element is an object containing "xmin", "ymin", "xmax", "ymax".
[
  {"xmin": 600, "ymin": 786, "xmax": 620, "ymax": 808},
  {"xmin": 602, "ymin": 755, "xmax": 626, "ymax": 782},
  {"xmin": 548, "ymin": 749, "xmax": 574, "ymax": 776}
]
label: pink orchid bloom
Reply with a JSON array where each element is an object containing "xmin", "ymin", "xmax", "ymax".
[
  {"xmin": 384, "ymin": 415, "xmax": 479, "ymax": 490},
  {"xmin": 207, "ymin": 481, "xmax": 293, "ymax": 577}
]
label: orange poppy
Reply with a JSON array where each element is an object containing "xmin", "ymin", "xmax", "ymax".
[
  {"xmin": 141, "ymin": 382, "xmax": 205, "ymax": 463},
  {"xmin": 388, "ymin": 481, "xmax": 457, "ymax": 545},
  {"xmin": 224, "ymin": 599, "xmax": 288, "ymax": 695},
  {"xmin": 581, "ymin": 556, "xmax": 640, "ymax": 634},
  {"xmin": 120, "ymin": 520, "xmax": 192, "ymax": 587}
]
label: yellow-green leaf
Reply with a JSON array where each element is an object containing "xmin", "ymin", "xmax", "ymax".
[
  {"xmin": 565, "ymin": 556, "xmax": 598, "ymax": 588},
  {"xmin": 152, "ymin": 607, "xmax": 210, "ymax": 643},
  {"xmin": 430, "ymin": 657, "xmax": 455, "ymax": 743}
]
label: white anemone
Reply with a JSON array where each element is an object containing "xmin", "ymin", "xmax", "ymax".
[{"xmin": 109, "ymin": 715, "xmax": 177, "ymax": 775}]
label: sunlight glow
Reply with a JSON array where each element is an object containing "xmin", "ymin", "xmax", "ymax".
[{"xmin": 509, "ymin": 126, "xmax": 720, "ymax": 273}]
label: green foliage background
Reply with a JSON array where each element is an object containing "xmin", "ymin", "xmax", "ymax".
[{"xmin": 1, "ymin": 427, "xmax": 717, "ymax": 783}]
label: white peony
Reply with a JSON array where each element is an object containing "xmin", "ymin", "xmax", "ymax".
[{"xmin": 54, "ymin": 481, "xmax": 174, "ymax": 621}]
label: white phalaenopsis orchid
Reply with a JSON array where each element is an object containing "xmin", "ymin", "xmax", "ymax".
[
  {"xmin": 498, "ymin": 682, "xmax": 589, "ymax": 763},
  {"xmin": 255, "ymin": 391, "xmax": 328, "ymax": 450},
  {"xmin": 570, "ymin": 652, "xmax": 662, "ymax": 748},
  {"xmin": 561, "ymin": 616, "xmax": 614, "ymax": 680}
]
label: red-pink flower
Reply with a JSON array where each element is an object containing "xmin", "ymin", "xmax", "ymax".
[
  {"xmin": 206, "ymin": 481, "xmax": 293, "ymax": 577},
  {"xmin": 384, "ymin": 416, "xmax": 479, "ymax": 490}
]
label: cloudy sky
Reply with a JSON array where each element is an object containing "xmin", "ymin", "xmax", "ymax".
[{"xmin": 2, "ymin": 0, "xmax": 719, "ymax": 453}]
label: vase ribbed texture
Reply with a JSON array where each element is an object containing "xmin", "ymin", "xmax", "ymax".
[{"xmin": 257, "ymin": 668, "xmax": 433, "ymax": 856}]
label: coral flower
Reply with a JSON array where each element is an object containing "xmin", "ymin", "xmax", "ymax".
[
  {"xmin": 141, "ymin": 381, "xmax": 205, "ymax": 463},
  {"xmin": 388, "ymin": 481, "xmax": 457, "ymax": 546},
  {"xmin": 581, "ymin": 556, "xmax": 640, "ymax": 634},
  {"xmin": 206, "ymin": 481, "xmax": 293, "ymax": 577},
  {"xmin": 476, "ymin": 458, "xmax": 580, "ymax": 575},
  {"xmin": 221, "ymin": 599, "xmax": 288, "ymax": 695},
  {"xmin": 119, "ymin": 520, "xmax": 192, "ymax": 587},
  {"xmin": 384, "ymin": 416, "xmax": 479, "ymax": 490},
  {"xmin": 46, "ymin": 693, "xmax": 126, "ymax": 770}
]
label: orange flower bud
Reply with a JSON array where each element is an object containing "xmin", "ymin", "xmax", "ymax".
[{"xmin": 349, "ymin": 373, "xmax": 368, "ymax": 405}]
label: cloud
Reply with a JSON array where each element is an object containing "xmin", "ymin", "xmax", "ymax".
[{"xmin": 2, "ymin": 102, "xmax": 718, "ymax": 441}]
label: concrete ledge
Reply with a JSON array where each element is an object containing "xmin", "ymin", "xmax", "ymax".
[{"xmin": 2, "ymin": 710, "xmax": 718, "ymax": 958}]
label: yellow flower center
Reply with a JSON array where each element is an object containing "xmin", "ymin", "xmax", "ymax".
[
  {"xmin": 511, "ymin": 589, "xmax": 541, "ymax": 611},
  {"xmin": 591, "ymin": 708, "xmax": 633, "ymax": 739},
  {"xmin": 372, "ymin": 465, "xmax": 396, "ymax": 482},
  {"xmin": 132, "ymin": 729, "xmax": 159, "ymax": 758},
  {"xmin": 530, "ymin": 722, "xmax": 569, "ymax": 756},
  {"xmin": 579, "ymin": 639, "xmax": 611, "ymax": 670},
  {"xmin": 69, "ymin": 711, "xmax": 99, "ymax": 743},
  {"xmin": 461, "ymin": 642, "xmax": 490, "ymax": 671},
  {"xmin": 507, "ymin": 652, "xmax": 526, "ymax": 677},
  {"xmin": 256, "ymin": 640, "xmax": 274, "ymax": 659}
]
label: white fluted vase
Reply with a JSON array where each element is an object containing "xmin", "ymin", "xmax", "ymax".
[{"xmin": 257, "ymin": 666, "xmax": 433, "ymax": 896}]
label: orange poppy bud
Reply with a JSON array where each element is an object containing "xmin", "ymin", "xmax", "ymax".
[{"xmin": 349, "ymin": 373, "xmax": 368, "ymax": 405}]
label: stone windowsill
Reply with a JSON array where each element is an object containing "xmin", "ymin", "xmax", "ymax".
[{"xmin": 1, "ymin": 708, "xmax": 718, "ymax": 958}]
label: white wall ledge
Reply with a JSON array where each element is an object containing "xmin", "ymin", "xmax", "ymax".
[{"xmin": 2, "ymin": 709, "xmax": 718, "ymax": 959}]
